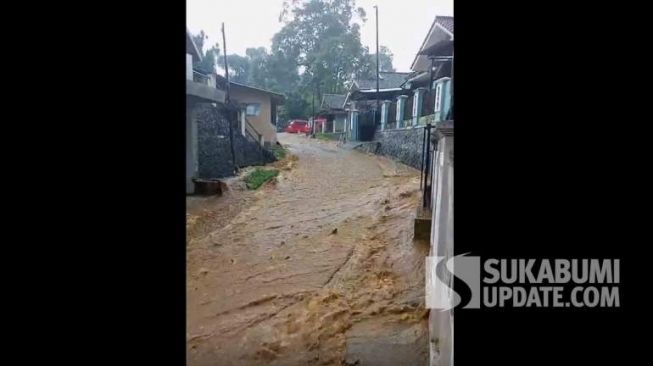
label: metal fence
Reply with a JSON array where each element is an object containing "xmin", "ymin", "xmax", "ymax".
[{"xmin": 420, "ymin": 123, "xmax": 435, "ymax": 209}]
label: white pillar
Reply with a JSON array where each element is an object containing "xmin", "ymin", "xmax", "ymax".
[
  {"xmin": 240, "ymin": 110, "xmax": 246, "ymax": 136},
  {"xmin": 186, "ymin": 54, "xmax": 193, "ymax": 81},
  {"xmin": 413, "ymin": 87, "xmax": 427, "ymax": 126},
  {"xmin": 429, "ymin": 121, "xmax": 454, "ymax": 366},
  {"xmin": 381, "ymin": 100, "xmax": 391, "ymax": 131},
  {"xmin": 396, "ymin": 95, "xmax": 408, "ymax": 128}
]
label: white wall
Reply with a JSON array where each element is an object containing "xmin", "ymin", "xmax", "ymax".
[{"xmin": 186, "ymin": 53, "xmax": 193, "ymax": 81}]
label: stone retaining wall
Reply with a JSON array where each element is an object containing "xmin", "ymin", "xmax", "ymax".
[
  {"xmin": 355, "ymin": 126, "xmax": 426, "ymax": 169},
  {"xmin": 194, "ymin": 104, "xmax": 275, "ymax": 178}
]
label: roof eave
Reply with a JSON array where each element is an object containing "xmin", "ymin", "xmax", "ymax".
[
  {"xmin": 410, "ymin": 18, "xmax": 454, "ymax": 71},
  {"xmin": 186, "ymin": 29, "xmax": 202, "ymax": 62}
]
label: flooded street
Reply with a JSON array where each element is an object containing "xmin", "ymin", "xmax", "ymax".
[{"xmin": 187, "ymin": 133, "xmax": 429, "ymax": 365}]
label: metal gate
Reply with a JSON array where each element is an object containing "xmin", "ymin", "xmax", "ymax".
[{"xmin": 357, "ymin": 109, "xmax": 379, "ymax": 141}]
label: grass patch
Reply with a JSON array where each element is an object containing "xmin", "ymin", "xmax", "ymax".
[
  {"xmin": 270, "ymin": 144, "xmax": 287, "ymax": 159},
  {"xmin": 315, "ymin": 132, "xmax": 332, "ymax": 141},
  {"xmin": 244, "ymin": 168, "xmax": 279, "ymax": 190}
]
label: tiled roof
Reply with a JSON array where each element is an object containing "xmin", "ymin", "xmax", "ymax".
[
  {"xmin": 436, "ymin": 16, "xmax": 454, "ymax": 33},
  {"xmin": 355, "ymin": 72, "xmax": 411, "ymax": 90},
  {"xmin": 410, "ymin": 15, "xmax": 454, "ymax": 71},
  {"xmin": 320, "ymin": 94, "xmax": 347, "ymax": 110}
]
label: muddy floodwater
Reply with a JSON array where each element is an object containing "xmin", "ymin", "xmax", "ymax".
[{"xmin": 187, "ymin": 133, "xmax": 429, "ymax": 366}]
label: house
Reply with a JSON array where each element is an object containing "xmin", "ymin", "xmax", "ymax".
[
  {"xmin": 405, "ymin": 15, "xmax": 453, "ymax": 123},
  {"xmin": 413, "ymin": 15, "xmax": 453, "ymax": 366},
  {"xmin": 186, "ymin": 29, "xmax": 226, "ymax": 194},
  {"xmin": 316, "ymin": 94, "xmax": 347, "ymax": 134},
  {"xmin": 229, "ymin": 82, "xmax": 285, "ymax": 148},
  {"xmin": 343, "ymin": 71, "xmax": 411, "ymax": 140},
  {"xmin": 187, "ymin": 30, "xmax": 281, "ymax": 193}
]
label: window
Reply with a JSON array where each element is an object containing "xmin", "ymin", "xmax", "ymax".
[
  {"xmin": 246, "ymin": 103, "xmax": 261, "ymax": 116},
  {"xmin": 434, "ymin": 83, "xmax": 443, "ymax": 112}
]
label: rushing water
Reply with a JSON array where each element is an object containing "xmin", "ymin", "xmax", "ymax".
[{"xmin": 187, "ymin": 133, "xmax": 429, "ymax": 365}]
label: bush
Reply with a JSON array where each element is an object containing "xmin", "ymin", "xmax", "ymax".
[
  {"xmin": 244, "ymin": 168, "xmax": 279, "ymax": 190},
  {"xmin": 315, "ymin": 132, "xmax": 338, "ymax": 141},
  {"xmin": 270, "ymin": 143, "xmax": 287, "ymax": 159}
]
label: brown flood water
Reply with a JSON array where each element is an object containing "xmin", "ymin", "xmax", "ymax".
[{"xmin": 187, "ymin": 133, "xmax": 429, "ymax": 366}]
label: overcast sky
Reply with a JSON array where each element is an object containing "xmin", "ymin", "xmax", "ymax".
[{"xmin": 187, "ymin": 0, "xmax": 453, "ymax": 72}]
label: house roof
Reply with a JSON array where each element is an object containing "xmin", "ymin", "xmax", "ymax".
[
  {"xmin": 186, "ymin": 29, "xmax": 202, "ymax": 62},
  {"xmin": 418, "ymin": 39, "xmax": 453, "ymax": 57},
  {"xmin": 436, "ymin": 16, "xmax": 454, "ymax": 33},
  {"xmin": 230, "ymin": 82, "xmax": 286, "ymax": 104},
  {"xmin": 411, "ymin": 16, "xmax": 454, "ymax": 71},
  {"xmin": 320, "ymin": 94, "xmax": 347, "ymax": 110},
  {"xmin": 354, "ymin": 72, "xmax": 411, "ymax": 90}
]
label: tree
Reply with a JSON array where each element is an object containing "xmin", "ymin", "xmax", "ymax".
[
  {"xmin": 272, "ymin": 0, "xmax": 368, "ymax": 98},
  {"xmin": 279, "ymin": 91, "xmax": 311, "ymax": 120},
  {"xmin": 192, "ymin": 1, "xmax": 396, "ymax": 122},
  {"xmin": 245, "ymin": 47, "xmax": 272, "ymax": 89},
  {"xmin": 358, "ymin": 45, "xmax": 395, "ymax": 79},
  {"xmin": 191, "ymin": 30, "xmax": 221, "ymax": 74},
  {"xmin": 218, "ymin": 54, "xmax": 250, "ymax": 83}
]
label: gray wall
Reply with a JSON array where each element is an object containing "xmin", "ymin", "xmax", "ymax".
[
  {"xmin": 355, "ymin": 127, "xmax": 427, "ymax": 169},
  {"xmin": 187, "ymin": 100, "xmax": 199, "ymax": 193},
  {"xmin": 194, "ymin": 104, "xmax": 276, "ymax": 179}
]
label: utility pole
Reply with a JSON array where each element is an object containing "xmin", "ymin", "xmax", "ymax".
[
  {"xmin": 374, "ymin": 5, "xmax": 380, "ymax": 121},
  {"xmin": 221, "ymin": 22, "xmax": 231, "ymax": 104},
  {"xmin": 311, "ymin": 79, "xmax": 315, "ymax": 137},
  {"xmin": 221, "ymin": 22, "xmax": 237, "ymax": 173}
]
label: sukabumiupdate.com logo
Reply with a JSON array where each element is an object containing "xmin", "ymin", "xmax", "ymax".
[{"xmin": 426, "ymin": 255, "xmax": 621, "ymax": 310}]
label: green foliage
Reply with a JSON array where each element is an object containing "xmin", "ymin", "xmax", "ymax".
[
  {"xmin": 220, "ymin": 54, "xmax": 250, "ymax": 83},
  {"xmin": 279, "ymin": 91, "xmax": 311, "ymax": 120},
  {"xmin": 315, "ymin": 132, "xmax": 340, "ymax": 141},
  {"xmin": 358, "ymin": 45, "xmax": 395, "ymax": 79},
  {"xmin": 191, "ymin": 31, "xmax": 221, "ymax": 74},
  {"xmin": 194, "ymin": 1, "xmax": 395, "ymax": 122},
  {"xmin": 270, "ymin": 144, "xmax": 287, "ymax": 159},
  {"xmin": 244, "ymin": 168, "xmax": 280, "ymax": 190}
]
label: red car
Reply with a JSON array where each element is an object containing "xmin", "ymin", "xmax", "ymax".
[{"xmin": 285, "ymin": 120, "xmax": 310, "ymax": 134}]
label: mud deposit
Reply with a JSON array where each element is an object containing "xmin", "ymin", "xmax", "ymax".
[{"xmin": 187, "ymin": 133, "xmax": 429, "ymax": 365}]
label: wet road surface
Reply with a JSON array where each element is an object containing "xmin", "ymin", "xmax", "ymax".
[{"xmin": 187, "ymin": 133, "xmax": 429, "ymax": 365}]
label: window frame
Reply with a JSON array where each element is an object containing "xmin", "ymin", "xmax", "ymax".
[
  {"xmin": 434, "ymin": 82, "xmax": 443, "ymax": 112},
  {"xmin": 245, "ymin": 103, "xmax": 261, "ymax": 117}
]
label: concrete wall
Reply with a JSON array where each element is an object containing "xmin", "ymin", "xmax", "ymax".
[
  {"xmin": 356, "ymin": 126, "xmax": 426, "ymax": 169},
  {"xmin": 186, "ymin": 99, "xmax": 199, "ymax": 193},
  {"xmin": 194, "ymin": 104, "xmax": 276, "ymax": 179},
  {"xmin": 334, "ymin": 115, "xmax": 346, "ymax": 132},
  {"xmin": 230, "ymin": 86, "xmax": 277, "ymax": 145},
  {"xmin": 428, "ymin": 122, "xmax": 454, "ymax": 366}
]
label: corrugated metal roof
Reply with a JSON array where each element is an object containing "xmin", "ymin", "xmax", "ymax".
[
  {"xmin": 355, "ymin": 72, "xmax": 411, "ymax": 90},
  {"xmin": 320, "ymin": 94, "xmax": 347, "ymax": 110}
]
